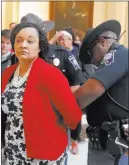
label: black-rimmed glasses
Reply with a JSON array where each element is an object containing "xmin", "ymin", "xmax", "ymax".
[{"xmin": 99, "ymin": 36, "xmax": 117, "ymax": 41}]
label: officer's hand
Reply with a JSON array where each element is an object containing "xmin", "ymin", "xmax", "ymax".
[
  {"xmin": 49, "ymin": 31, "xmax": 63, "ymax": 44},
  {"xmin": 55, "ymin": 31, "xmax": 64, "ymax": 39}
]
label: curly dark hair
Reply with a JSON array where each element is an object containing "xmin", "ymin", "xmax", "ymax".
[{"xmin": 10, "ymin": 23, "xmax": 49, "ymax": 59}]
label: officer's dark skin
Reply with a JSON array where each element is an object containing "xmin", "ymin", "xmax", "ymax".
[{"xmin": 74, "ymin": 31, "xmax": 117, "ymax": 108}]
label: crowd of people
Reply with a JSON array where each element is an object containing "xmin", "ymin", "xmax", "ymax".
[{"xmin": 1, "ymin": 13, "xmax": 128, "ymax": 165}]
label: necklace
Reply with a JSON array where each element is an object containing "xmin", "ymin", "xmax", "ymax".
[{"xmin": 11, "ymin": 58, "xmax": 37, "ymax": 88}]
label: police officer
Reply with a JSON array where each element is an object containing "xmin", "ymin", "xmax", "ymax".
[
  {"xmin": 46, "ymin": 44, "xmax": 85, "ymax": 87},
  {"xmin": 74, "ymin": 20, "xmax": 128, "ymax": 165},
  {"xmin": 45, "ymin": 43, "xmax": 86, "ymax": 154},
  {"xmin": 47, "ymin": 27, "xmax": 88, "ymax": 154},
  {"xmin": 49, "ymin": 27, "xmax": 91, "ymax": 80}
]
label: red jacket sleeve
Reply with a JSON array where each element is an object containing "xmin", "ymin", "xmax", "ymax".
[{"xmin": 40, "ymin": 64, "xmax": 82, "ymax": 130}]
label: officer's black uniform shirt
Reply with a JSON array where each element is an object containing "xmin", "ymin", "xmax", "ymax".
[
  {"xmin": 45, "ymin": 44, "xmax": 85, "ymax": 86},
  {"xmin": 86, "ymin": 45, "xmax": 128, "ymax": 126}
]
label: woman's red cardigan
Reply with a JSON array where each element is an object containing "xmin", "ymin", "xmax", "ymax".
[{"xmin": 2, "ymin": 58, "xmax": 82, "ymax": 160}]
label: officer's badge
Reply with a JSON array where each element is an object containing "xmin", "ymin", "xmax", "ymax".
[
  {"xmin": 68, "ymin": 55, "xmax": 80, "ymax": 70},
  {"xmin": 53, "ymin": 58, "xmax": 60, "ymax": 66},
  {"xmin": 101, "ymin": 50, "xmax": 116, "ymax": 66}
]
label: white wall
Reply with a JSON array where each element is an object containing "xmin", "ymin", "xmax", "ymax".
[{"xmin": 18, "ymin": 2, "xmax": 49, "ymax": 22}]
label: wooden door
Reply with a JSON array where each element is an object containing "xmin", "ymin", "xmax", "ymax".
[{"xmin": 49, "ymin": 1, "xmax": 94, "ymax": 40}]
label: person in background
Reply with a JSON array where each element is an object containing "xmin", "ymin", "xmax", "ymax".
[
  {"xmin": 9, "ymin": 22, "xmax": 17, "ymax": 30},
  {"xmin": 49, "ymin": 27, "xmax": 92, "ymax": 79},
  {"xmin": 74, "ymin": 35, "xmax": 81, "ymax": 45},
  {"xmin": 1, "ymin": 29, "xmax": 12, "ymax": 73},
  {"xmin": 61, "ymin": 28, "xmax": 95, "ymax": 78},
  {"xmin": 1, "ymin": 15, "xmax": 82, "ymax": 165},
  {"xmin": 49, "ymin": 27, "xmax": 96, "ymax": 153},
  {"xmin": 9, "ymin": 22, "xmax": 17, "ymax": 55},
  {"xmin": 49, "ymin": 27, "xmax": 80, "ymax": 60}
]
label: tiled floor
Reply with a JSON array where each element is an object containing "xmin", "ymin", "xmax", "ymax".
[
  {"xmin": 68, "ymin": 114, "xmax": 88, "ymax": 165},
  {"xmin": 68, "ymin": 140, "xmax": 88, "ymax": 165}
]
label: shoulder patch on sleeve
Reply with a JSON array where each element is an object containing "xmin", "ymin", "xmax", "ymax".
[
  {"xmin": 101, "ymin": 50, "xmax": 115, "ymax": 66},
  {"xmin": 68, "ymin": 55, "xmax": 81, "ymax": 70}
]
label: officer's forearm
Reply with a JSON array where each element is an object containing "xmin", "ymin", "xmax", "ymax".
[{"xmin": 74, "ymin": 78, "xmax": 105, "ymax": 109}]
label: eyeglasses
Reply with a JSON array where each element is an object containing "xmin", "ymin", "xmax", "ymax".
[
  {"xmin": 87, "ymin": 35, "xmax": 117, "ymax": 61},
  {"xmin": 99, "ymin": 36, "xmax": 117, "ymax": 41},
  {"xmin": 88, "ymin": 35, "xmax": 117, "ymax": 51}
]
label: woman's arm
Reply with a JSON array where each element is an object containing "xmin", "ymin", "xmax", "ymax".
[{"xmin": 41, "ymin": 65, "xmax": 82, "ymax": 130}]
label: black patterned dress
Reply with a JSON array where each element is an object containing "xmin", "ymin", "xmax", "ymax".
[{"xmin": 1, "ymin": 79, "xmax": 67, "ymax": 165}]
